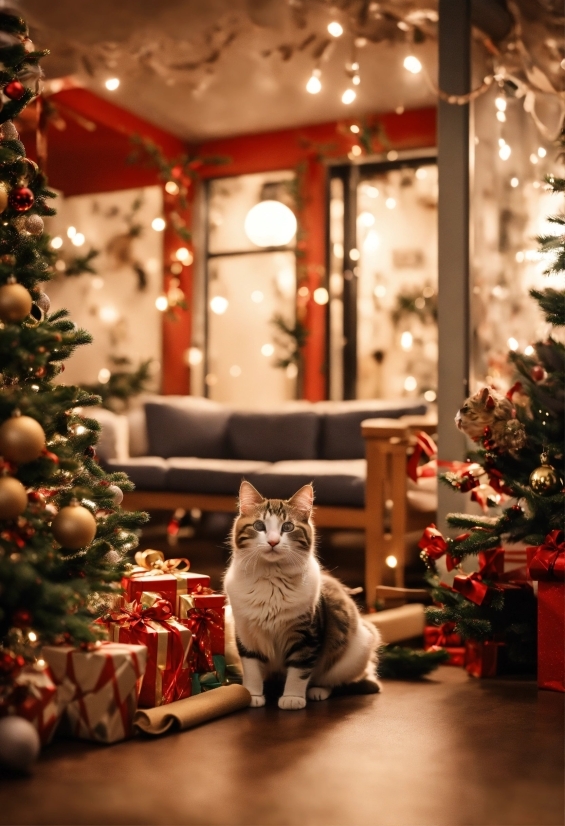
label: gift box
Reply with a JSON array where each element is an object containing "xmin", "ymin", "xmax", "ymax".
[
  {"xmin": 424, "ymin": 623, "xmax": 466, "ymax": 667},
  {"xmin": 178, "ymin": 592, "xmax": 226, "ymax": 673},
  {"xmin": 465, "ymin": 640, "xmax": 505, "ymax": 678},
  {"xmin": 106, "ymin": 596, "xmax": 194, "ymax": 708},
  {"xmin": 43, "ymin": 642, "xmax": 147, "ymax": 743},
  {"xmin": 122, "ymin": 549, "xmax": 211, "ymax": 613},
  {"xmin": 191, "ymin": 654, "xmax": 227, "ymax": 695},
  {"xmin": 527, "ymin": 531, "xmax": 565, "ymax": 693},
  {"xmin": 13, "ymin": 663, "xmax": 62, "ymax": 745}
]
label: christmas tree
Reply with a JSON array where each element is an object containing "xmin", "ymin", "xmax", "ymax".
[
  {"xmin": 0, "ymin": 11, "xmax": 146, "ymax": 688},
  {"xmin": 420, "ymin": 165, "xmax": 565, "ymax": 668}
]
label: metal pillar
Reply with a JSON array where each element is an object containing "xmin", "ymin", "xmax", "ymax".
[{"xmin": 437, "ymin": 0, "xmax": 471, "ymax": 530}]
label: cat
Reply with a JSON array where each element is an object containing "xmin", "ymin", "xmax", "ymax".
[{"xmin": 224, "ymin": 480, "xmax": 381, "ymax": 710}]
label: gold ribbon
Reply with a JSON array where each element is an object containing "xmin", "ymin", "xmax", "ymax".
[{"xmin": 133, "ymin": 549, "xmax": 190, "ymax": 575}]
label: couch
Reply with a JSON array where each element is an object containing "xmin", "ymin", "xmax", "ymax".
[{"xmin": 93, "ymin": 395, "xmax": 437, "ymax": 606}]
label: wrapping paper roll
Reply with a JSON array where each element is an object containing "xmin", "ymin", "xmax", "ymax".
[{"xmin": 133, "ymin": 684, "xmax": 251, "ymax": 736}]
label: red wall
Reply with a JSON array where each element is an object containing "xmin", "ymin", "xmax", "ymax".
[{"xmin": 20, "ymin": 92, "xmax": 436, "ymax": 400}]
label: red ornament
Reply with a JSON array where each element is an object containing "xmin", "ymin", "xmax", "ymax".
[
  {"xmin": 12, "ymin": 608, "xmax": 31, "ymax": 628},
  {"xmin": 9, "ymin": 186, "xmax": 34, "ymax": 213},
  {"xmin": 4, "ymin": 80, "xmax": 25, "ymax": 101},
  {"xmin": 531, "ymin": 365, "xmax": 545, "ymax": 382}
]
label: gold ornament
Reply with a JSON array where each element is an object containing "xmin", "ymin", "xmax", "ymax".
[
  {"xmin": 0, "ymin": 280, "xmax": 32, "ymax": 323},
  {"xmin": 529, "ymin": 454, "xmax": 562, "ymax": 495},
  {"xmin": 0, "ymin": 414, "xmax": 45, "ymax": 464},
  {"xmin": 0, "ymin": 476, "xmax": 27, "ymax": 520},
  {"xmin": 0, "ymin": 183, "xmax": 8, "ymax": 213},
  {"xmin": 52, "ymin": 502, "xmax": 97, "ymax": 549}
]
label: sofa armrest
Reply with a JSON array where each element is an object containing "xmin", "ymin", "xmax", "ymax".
[{"xmin": 88, "ymin": 407, "xmax": 130, "ymax": 463}]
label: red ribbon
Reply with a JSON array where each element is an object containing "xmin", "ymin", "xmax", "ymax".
[
  {"xmin": 183, "ymin": 609, "xmax": 223, "ymax": 673},
  {"xmin": 109, "ymin": 598, "xmax": 173, "ymax": 629},
  {"xmin": 407, "ymin": 431, "xmax": 438, "ymax": 482},
  {"xmin": 452, "ymin": 571, "xmax": 491, "ymax": 605},
  {"xmin": 527, "ymin": 531, "xmax": 565, "ymax": 582},
  {"xmin": 418, "ymin": 524, "xmax": 459, "ymax": 570}
]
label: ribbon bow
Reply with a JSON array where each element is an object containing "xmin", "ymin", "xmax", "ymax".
[
  {"xmin": 528, "ymin": 531, "xmax": 565, "ymax": 582},
  {"xmin": 418, "ymin": 525, "xmax": 461, "ymax": 571},
  {"xmin": 182, "ymin": 606, "xmax": 223, "ymax": 674},
  {"xmin": 407, "ymin": 431, "xmax": 438, "ymax": 482},
  {"xmin": 109, "ymin": 597, "xmax": 173, "ymax": 629},
  {"xmin": 129, "ymin": 549, "xmax": 190, "ymax": 578},
  {"xmin": 452, "ymin": 570, "xmax": 491, "ymax": 605}
]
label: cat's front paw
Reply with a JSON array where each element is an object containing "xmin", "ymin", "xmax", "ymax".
[
  {"xmin": 307, "ymin": 686, "xmax": 331, "ymax": 701},
  {"xmin": 278, "ymin": 695, "xmax": 307, "ymax": 710},
  {"xmin": 249, "ymin": 694, "xmax": 266, "ymax": 707}
]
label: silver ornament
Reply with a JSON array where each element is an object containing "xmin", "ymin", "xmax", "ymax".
[
  {"xmin": 24, "ymin": 214, "xmax": 43, "ymax": 235},
  {"xmin": 0, "ymin": 716, "xmax": 40, "ymax": 773},
  {"xmin": 36, "ymin": 292, "xmax": 50, "ymax": 313},
  {"xmin": 108, "ymin": 484, "xmax": 123, "ymax": 505},
  {"xmin": 1, "ymin": 120, "xmax": 18, "ymax": 141}
]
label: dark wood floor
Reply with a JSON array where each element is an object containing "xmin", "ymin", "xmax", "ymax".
[{"xmin": 1, "ymin": 667, "xmax": 563, "ymax": 826}]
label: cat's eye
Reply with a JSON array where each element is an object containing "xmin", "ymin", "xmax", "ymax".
[
  {"xmin": 253, "ymin": 520, "xmax": 266, "ymax": 532},
  {"xmin": 281, "ymin": 521, "xmax": 294, "ymax": 532}
]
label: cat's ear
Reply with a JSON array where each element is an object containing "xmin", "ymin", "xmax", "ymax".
[
  {"xmin": 288, "ymin": 484, "xmax": 314, "ymax": 518},
  {"xmin": 238, "ymin": 480, "xmax": 264, "ymax": 516}
]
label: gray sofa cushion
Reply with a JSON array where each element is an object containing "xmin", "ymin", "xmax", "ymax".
[
  {"xmin": 145, "ymin": 402, "xmax": 231, "ymax": 459},
  {"xmin": 228, "ymin": 411, "xmax": 320, "ymax": 462},
  {"xmin": 106, "ymin": 457, "xmax": 168, "ymax": 490},
  {"xmin": 320, "ymin": 400, "xmax": 428, "ymax": 460},
  {"xmin": 166, "ymin": 458, "xmax": 271, "ymax": 496},
  {"xmin": 248, "ymin": 460, "xmax": 366, "ymax": 507}
]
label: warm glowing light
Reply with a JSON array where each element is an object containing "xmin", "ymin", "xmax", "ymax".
[
  {"xmin": 499, "ymin": 144, "xmax": 511, "ymax": 160},
  {"xmin": 524, "ymin": 345, "xmax": 535, "ymax": 356},
  {"xmin": 352, "ymin": 75, "xmax": 360, "ymax": 86},
  {"xmin": 349, "ymin": 248, "xmax": 360, "ymax": 261},
  {"xmin": 165, "ymin": 181, "xmax": 179, "ymax": 195},
  {"xmin": 187, "ymin": 347, "xmax": 203, "ymax": 366},
  {"xmin": 261, "ymin": 343, "xmax": 275, "ymax": 357},
  {"xmin": 210, "ymin": 296, "xmax": 229, "ymax": 315},
  {"xmin": 98, "ymin": 368, "xmax": 111, "ymax": 384},
  {"xmin": 155, "ymin": 295, "xmax": 169, "ymax": 312},
  {"xmin": 498, "ymin": 138, "xmax": 505, "ymax": 147},
  {"xmin": 507, "ymin": 337, "xmax": 519, "ymax": 351},
  {"xmin": 333, "ymin": 243, "xmax": 344, "ymax": 258},
  {"xmin": 496, "ymin": 111, "xmax": 506, "ymax": 122},
  {"xmin": 342, "ymin": 88, "xmax": 356, "ymax": 104},
  {"xmin": 415, "ymin": 167, "xmax": 427, "ymax": 180},
  {"xmin": 251, "ymin": 290, "xmax": 264, "ymax": 303},
  {"xmin": 515, "ymin": 251, "xmax": 525, "ymax": 263},
  {"xmin": 385, "ymin": 555, "xmax": 398, "ymax": 568},
  {"xmin": 400, "ymin": 331, "xmax": 413, "ymax": 350},
  {"xmin": 495, "ymin": 97, "xmax": 506, "ymax": 111},
  {"xmin": 530, "ymin": 153, "xmax": 538, "ymax": 164},
  {"xmin": 404, "ymin": 375, "xmax": 417, "ymax": 391},
  {"xmin": 67, "ymin": 226, "xmax": 76, "ymax": 239},
  {"xmin": 387, "ymin": 150, "xmax": 398, "ymax": 161},
  {"xmin": 286, "ymin": 363, "xmax": 298, "ymax": 379},
  {"xmin": 105, "ymin": 78, "xmax": 120, "ymax": 91},
  {"xmin": 358, "ymin": 211, "xmax": 375, "ymax": 227},
  {"xmin": 424, "ymin": 390, "xmax": 437, "ymax": 402},
  {"xmin": 229, "ymin": 365, "xmax": 242, "ymax": 377},
  {"xmin": 350, "ymin": 124, "xmax": 360, "ymax": 134},
  {"xmin": 36, "ymin": 658, "xmax": 45, "ymax": 667},
  {"xmin": 403, "ymin": 55, "xmax": 422, "ymax": 74},
  {"xmin": 306, "ymin": 72, "xmax": 322, "ymax": 94},
  {"xmin": 363, "ymin": 230, "xmax": 380, "ymax": 252},
  {"xmin": 152, "ymin": 217, "xmax": 166, "ymax": 231},
  {"xmin": 510, "ymin": 177, "xmax": 519, "ymax": 188},
  {"xmin": 91, "ymin": 276, "xmax": 104, "ymax": 290},
  {"xmin": 313, "ymin": 287, "xmax": 329, "ymax": 305},
  {"xmin": 385, "ymin": 197, "xmax": 396, "ymax": 209},
  {"xmin": 374, "ymin": 284, "xmax": 387, "ymax": 298},
  {"xmin": 50, "ymin": 236, "xmax": 63, "ymax": 249},
  {"xmin": 365, "ymin": 185, "xmax": 379, "ymax": 198},
  {"xmin": 538, "ymin": 147, "xmax": 547, "ymax": 158},
  {"xmin": 99, "ymin": 305, "xmax": 119, "ymax": 324},
  {"xmin": 327, "ymin": 21, "xmax": 343, "ymax": 37},
  {"xmin": 244, "ymin": 201, "xmax": 297, "ymax": 247},
  {"xmin": 298, "ymin": 286, "xmax": 310, "ymax": 298},
  {"xmin": 71, "ymin": 232, "xmax": 85, "ymax": 247},
  {"xmin": 205, "ymin": 373, "xmax": 217, "ymax": 386},
  {"xmin": 350, "ymin": 144, "xmax": 362, "ymax": 157},
  {"xmin": 28, "ymin": 631, "xmax": 37, "ymax": 642},
  {"xmin": 176, "ymin": 247, "xmax": 193, "ymax": 264}
]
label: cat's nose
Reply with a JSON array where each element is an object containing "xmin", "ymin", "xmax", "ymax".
[{"xmin": 267, "ymin": 534, "xmax": 280, "ymax": 547}]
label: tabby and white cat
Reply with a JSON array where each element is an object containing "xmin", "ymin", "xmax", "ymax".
[{"xmin": 224, "ymin": 481, "xmax": 380, "ymax": 710}]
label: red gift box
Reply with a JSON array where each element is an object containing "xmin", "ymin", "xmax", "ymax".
[
  {"xmin": 424, "ymin": 623, "xmax": 465, "ymax": 667},
  {"xmin": 106, "ymin": 596, "xmax": 194, "ymax": 707},
  {"xmin": 121, "ymin": 549, "xmax": 211, "ymax": 612},
  {"xmin": 178, "ymin": 593, "xmax": 226, "ymax": 673},
  {"xmin": 13, "ymin": 663, "xmax": 62, "ymax": 745},
  {"xmin": 527, "ymin": 531, "xmax": 565, "ymax": 693},
  {"xmin": 43, "ymin": 642, "xmax": 147, "ymax": 743},
  {"xmin": 465, "ymin": 640, "xmax": 504, "ymax": 678}
]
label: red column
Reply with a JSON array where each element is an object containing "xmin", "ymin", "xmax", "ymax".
[{"xmin": 302, "ymin": 156, "xmax": 327, "ymax": 401}]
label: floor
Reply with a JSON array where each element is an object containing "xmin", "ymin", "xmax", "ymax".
[{"xmin": 1, "ymin": 667, "xmax": 563, "ymax": 826}]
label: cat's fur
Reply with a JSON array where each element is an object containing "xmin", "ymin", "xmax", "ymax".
[{"xmin": 224, "ymin": 481, "xmax": 380, "ymax": 710}]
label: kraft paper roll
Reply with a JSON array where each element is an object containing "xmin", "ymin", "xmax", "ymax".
[{"xmin": 133, "ymin": 684, "xmax": 251, "ymax": 736}]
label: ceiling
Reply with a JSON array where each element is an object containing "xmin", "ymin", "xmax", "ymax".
[{"xmin": 20, "ymin": 0, "xmax": 438, "ymax": 141}]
